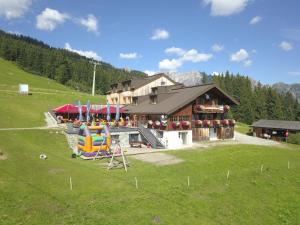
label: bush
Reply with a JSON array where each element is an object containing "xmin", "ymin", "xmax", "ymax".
[{"xmin": 287, "ymin": 133, "xmax": 300, "ymax": 145}]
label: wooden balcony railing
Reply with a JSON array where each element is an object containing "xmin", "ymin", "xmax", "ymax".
[{"xmin": 193, "ymin": 104, "xmax": 230, "ymax": 113}]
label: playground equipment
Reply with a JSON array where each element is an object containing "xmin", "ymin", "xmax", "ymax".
[
  {"xmin": 107, "ymin": 139, "xmax": 129, "ymax": 172},
  {"xmin": 77, "ymin": 125, "xmax": 111, "ymax": 153}
]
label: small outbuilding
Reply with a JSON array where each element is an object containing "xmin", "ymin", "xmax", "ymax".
[{"xmin": 251, "ymin": 119, "xmax": 300, "ymax": 141}]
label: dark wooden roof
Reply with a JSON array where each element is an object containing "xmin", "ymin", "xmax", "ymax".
[
  {"xmin": 251, "ymin": 119, "xmax": 300, "ymax": 131},
  {"xmin": 125, "ymin": 83, "xmax": 239, "ymax": 115}
]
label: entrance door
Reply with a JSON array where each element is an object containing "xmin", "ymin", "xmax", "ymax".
[
  {"xmin": 181, "ymin": 132, "xmax": 188, "ymax": 145},
  {"xmin": 209, "ymin": 128, "xmax": 217, "ymax": 140}
]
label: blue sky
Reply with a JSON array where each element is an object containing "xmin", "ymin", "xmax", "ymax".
[{"xmin": 0, "ymin": 0, "xmax": 300, "ymax": 84}]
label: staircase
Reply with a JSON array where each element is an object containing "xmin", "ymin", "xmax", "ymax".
[{"xmin": 137, "ymin": 123, "xmax": 165, "ymax": 149}]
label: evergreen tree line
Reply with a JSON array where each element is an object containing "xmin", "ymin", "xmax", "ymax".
[
  {"xmin": 0, "ymin": 30, "xmax": 145, "ymax": 94},
  {"xmin": 202, "ymin": 72, "xmax": 300, "ymax": 124}
]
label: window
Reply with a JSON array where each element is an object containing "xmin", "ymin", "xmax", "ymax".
[
  {"xmin": 123, "ymin": 97, "xmax": 126, "ymax": 104},
  {"xmin": 111, "ymin": 135, "xmax": 120, "ymax": 144},
  {"xmin": 178, "ymin": 115, "xmax": 190, "ymax": 121},
  {"xmin": 133, "ymin": 97, "xmax": 138, "ymax": 105},
  {"xmin": 150, "ymin": 96, "xmax": 157, "ymax": 104},
  {"xmin": 170, "ymin": 116, "xmax": 178, "ymax": 121},
  {"xmin": 129, "ymin": 133, "xmax": 139, "ymax": 142},
  {"xmin": 161, "ymin": 81, "xmax": 166, "ymax": 86},
  {"xmin": 158, "ymin": 131, "xmax": 163, "ymax": 138}
]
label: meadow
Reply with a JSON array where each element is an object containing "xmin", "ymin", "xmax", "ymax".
[
  {"xmin": 0, "ymin": 130, "xmax": 299, "ymax": 225},
  {"xmin": 0, "ymin": 59, "xmax": 299, "ymax": 225},
  {"xmin": 0, "ymin": 59, "xmax": 105, "ymax": 128}
]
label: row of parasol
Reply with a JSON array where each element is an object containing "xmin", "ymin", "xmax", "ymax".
[{"xmin": 52, "ymin": 101, "xmax": 126, "ymax": 122}]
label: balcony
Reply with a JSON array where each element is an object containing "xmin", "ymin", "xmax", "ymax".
[
  {"xmin": 193, "ymin": 119, "xmax": 235, "ymax": 127},
  {"xmin": 193, "ymin": 104, "xmax": 230, "ymax": 113}
]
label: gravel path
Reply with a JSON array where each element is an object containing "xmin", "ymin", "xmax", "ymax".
[
  {"xmin": 44, "ymin": 112, "xmax": 58, "ymax": 128},
  {"xmin": 234, "ymin": 131, "xmax": 282, "ymax": 146},
  {"xmin": 64, "ymin": 133, "xmax": 78, "ymax": 153}
]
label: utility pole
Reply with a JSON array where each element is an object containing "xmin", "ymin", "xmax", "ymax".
[{"xmin": 90, "ymin": 60, "xmax": 100, "ymax": 96}]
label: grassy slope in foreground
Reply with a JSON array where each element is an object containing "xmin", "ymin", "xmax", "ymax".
[
  {"xmin": 0, "ymin": 59, "xmax": 105, "ymax": 128},
  {"xmin": 0, "ymin": 129, "xmax": 299, "ymax": 225}
]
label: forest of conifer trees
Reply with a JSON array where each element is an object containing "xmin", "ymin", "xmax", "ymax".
[
  {"xmin": 0, "ymin": 30, "xmax": 145, "ymax": 94},
  {"xmin": 209, "ymin": 72, "xmax": 300, "ymax": 124}
]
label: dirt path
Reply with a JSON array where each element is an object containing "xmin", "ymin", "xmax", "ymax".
[
  {"xmin": 130, "ymin": 152, "xmax": 184, "ymax": 165},
  {"xmin": 234, "ymin": 131, "xmax": 282, "ymax": 146}
]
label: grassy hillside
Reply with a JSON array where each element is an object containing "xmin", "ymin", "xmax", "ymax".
[
  {"xmin": 0, "ymin": 58, "xmax": 72, "ymax": 92},
  {"xmin": 0, "ymin": 59, "xmax": 105, "ymax": 128},
  {"xmin": 0, "ymin": 130, "xmax": 299, "ymax": 225},
  {"xmin": 235, "ymin": 122, "xmax": 252, "ymax": 134}
]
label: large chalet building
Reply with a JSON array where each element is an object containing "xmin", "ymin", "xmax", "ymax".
[
  {"xmin": 106, "ymin": 73, "xmax": 238, "ymax": 149},
  {"xmin": 106, "ymin": 73, "xmax": 177, "ymax": 105}
]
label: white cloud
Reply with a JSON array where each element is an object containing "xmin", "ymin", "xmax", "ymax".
[
  {"xmin": 160, "ymin": 47, "xmax": 213, "ymax": 72},
  {"xmin": 8, "ymin": 30, "xmax": 22, "ymax": 35},
  {"xmin": 203, "ymin": 0, "xmax": 249, "ymax": 17},
  {"xmin": 159, "ymin": 59, "xmax": 182, "ymax": 72},
  {"xmin": 36, "ymin": 8, "xmax": 69, "ymax": 31},
  {"xmin": 119, "ymin": 52, "xmax": 140, "ymax": 59},
  {"xmin": 249, "ymin": 16, "xmax": 262, "ymax": 25},
  {"xmin": 212, "ymin": 71, "xmax": 220, "ymax": 76},
  {"xmin": 181, "ymin": 49, "xmax": 213, "ymax": 63},
  {"xmin": 288, "ymin": 71, "xmax": 300, "ymax": 76},
  {"xmin": 279, "ymin": 41, "xmax": 293, "ymax": 51},
  {"xmin": 244, "ymin": 60, "xmax": 252, "ymax": 67},
  {"xmin": 165, "ymin": 47, "xmax": 185, "ymax": 56},
  {"xmin": 144, "ymin": 70, "xmax": 157, "ymax": 76},
  {"xmin": 0, "ymin": 0, "xmax": 32, "ymax": 19},
  {"xmin": 212, "ymin": 43, "xmax": 224, "ymax": 52},
  {"xmin": 151, "ymin": 29, "xmax": 169, "ymax": 40},
  {"xmin": 79, "ymin": 14, "xmax": 98, "ymax": 34},
  {"xmin": 230, "ymin": 49, "xmax": 249, "ymax": 62},
  {"xmin": 64, "ymin": 43, "xmax": 101, "ymax": 60}
]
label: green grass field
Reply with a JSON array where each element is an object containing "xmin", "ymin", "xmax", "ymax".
[
  {"xmin": 0, "ymin": 130, "xmax": 299, "ymax": 225},
  {"xmin": 0, "ymin": 59, "xmax": 105, "ymax": 128},
  {"xmin": 0, "ymin": 59, "xmax": 299, "ymax": 224}
]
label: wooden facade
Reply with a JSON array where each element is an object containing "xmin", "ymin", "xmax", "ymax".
[
  {"xmin": 167, "ymin": 104, "xmax": 193, "ymax": 131},
  {"xmin": 192, "ymin": 128, "xmax": 209, "ymax": 141},
  {"xmin": 125, "ymin": 82, "xmax": 238, "ymax": 143}
]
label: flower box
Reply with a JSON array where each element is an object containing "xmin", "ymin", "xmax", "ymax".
[
  {"xmin": 153, "ymin": 121, "xmax": 161, "ymax": 128},
  {"xmin": 194, "ymin": 120, "xmax": 203, "ymax": 126},
  {"xmin": 213, "ymin": 119, "xmax": 220, "ymax": 126},
  {"xmin": 148, "ymin": 120, "xmax": 153, "ymax": 128},
  {"xmin": 161, "ymin": 121, "xmax": 167, "ymax": 127},
  {"xmin": 222, "ymin": 119, "xmax": 229, "ymax": 126},
  {"xmin": 229, "ymin": 119, "xmax": 236, "ymax": 125},
  {"xmin": 181, "ymin": 121, "xmax": 190, "ymax": 128},
  {"xmin": 171, "ymin": 121, "xmax": 180, "ymax": 129},
  {"xmin": 203, "ymin": 119, "xmax": 211, "ymax": 127}
]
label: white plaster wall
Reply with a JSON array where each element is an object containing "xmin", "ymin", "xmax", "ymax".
[
  {"xmin": 161, "ymin": 130, "xmax": 193, "ymax": 149},
  {"xmin": 110, "ymin": 131, "xmax": 140, "ymax": 147},
  {"xmin": 133, "ymin": 77, "xmax": 175, "ymax": 96}
]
